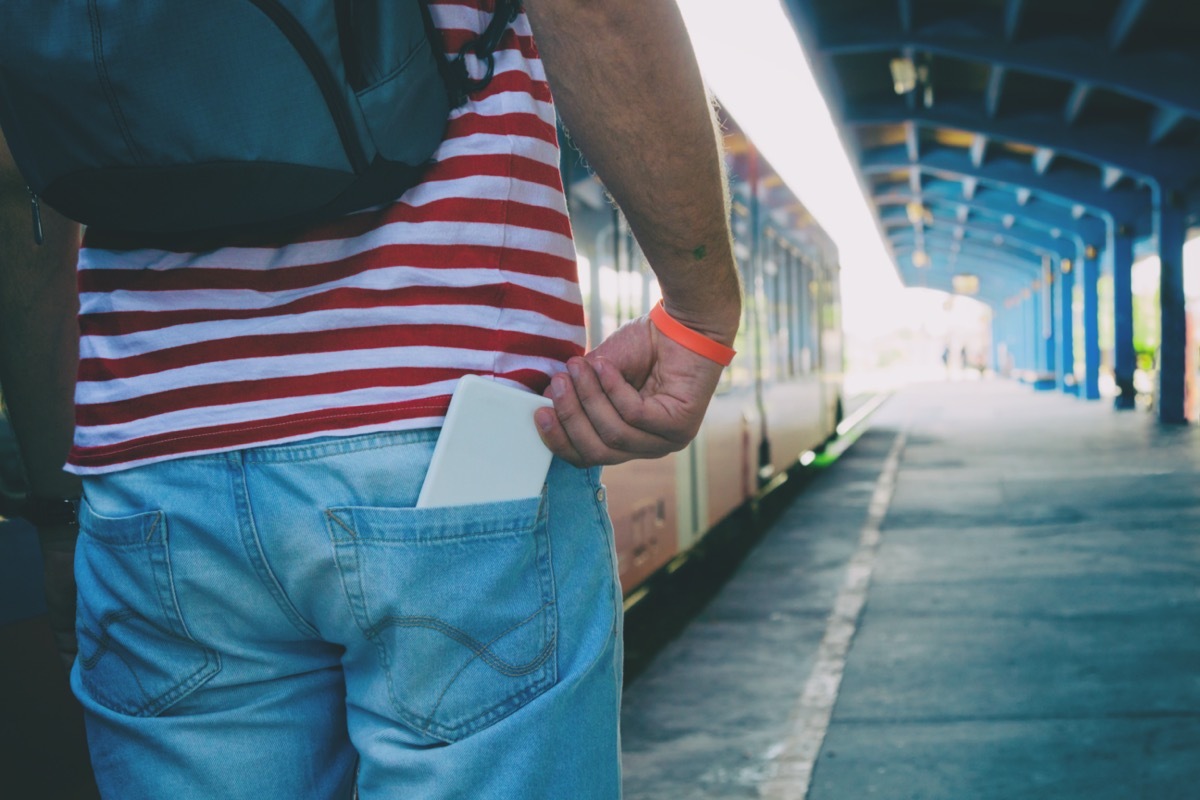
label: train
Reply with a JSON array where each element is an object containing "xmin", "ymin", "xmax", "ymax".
[{"xmin": 560, "ymin": 111, "xmax": 845, "ymax": 595}]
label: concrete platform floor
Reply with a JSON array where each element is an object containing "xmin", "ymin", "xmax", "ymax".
[{"xmin": 620, "ymin": 379, "xmax": 1200, "ymax": 800}]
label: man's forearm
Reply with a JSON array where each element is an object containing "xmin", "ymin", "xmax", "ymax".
[
  {"xmin": 523, "ymin": 0, "xmax": 742, "ymax": 343},
  {"xmin": 0, "ymin": 139, "xmax": 81, "ymax": 498}
]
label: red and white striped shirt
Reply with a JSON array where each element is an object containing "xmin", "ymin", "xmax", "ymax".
[{"xmin": 66, "ymin": 1, "xmax": 584, "ymax": 475}]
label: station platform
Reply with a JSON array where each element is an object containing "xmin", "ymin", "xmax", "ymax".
[{"xmin": 620, "ymin": 379, "xmax": 1200, "ymax": 800}]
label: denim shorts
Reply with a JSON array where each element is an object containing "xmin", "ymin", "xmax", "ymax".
[{"xmin": 72, "ymin": 429, "xmax": 623, "ymax": 799}]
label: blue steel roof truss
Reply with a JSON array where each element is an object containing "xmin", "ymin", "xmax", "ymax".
[{"xmin": 782, "ymin": 0, "xmax": 1200, "ymax": 309}]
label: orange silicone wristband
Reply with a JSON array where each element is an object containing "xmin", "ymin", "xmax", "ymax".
[{"xmin": 649, "ymin": 301, "xmax": 736, "ymax": 366}]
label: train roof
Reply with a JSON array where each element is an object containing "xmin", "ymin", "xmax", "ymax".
[{"xmin": 721, "ymin": 109, "xmax": 839, "ymax": 266}]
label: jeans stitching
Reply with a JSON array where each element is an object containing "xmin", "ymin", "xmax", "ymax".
[
  {"xmin": 243, "ymin": 429, "xmax": 439, "ymax": 463},
  {"xmin": 367, "ymin": 605, "xmax": 555, "ymax": 677},
  {"xmin": 234, "ymin": 460, "xmax": 321, "ymax": 638},
  {"xmin": 584, "ymin": 471, "xmax": 622, "ymax": 667},
  {"xmin": 424, "ymin": 636, "xmax": 556, "ymax": 736},
  {"xmin": 79, "ymin": 610, "xmax": 221, "ymax": 717},
  {"xmin": 327, "ymin": 509, "xmax": 357, "ymax": 539}
]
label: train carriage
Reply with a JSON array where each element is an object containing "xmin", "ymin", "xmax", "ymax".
[{"xmin": 561, "ymin": 111, "xmax": 845, "ymax": 594}]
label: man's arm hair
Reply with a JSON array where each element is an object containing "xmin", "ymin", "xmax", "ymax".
[
  {"xmin": 0, "ymin": 133, "xmax": 81, "ymax": 499},
  {"xmin": 522, "ymin": 0, "xmax": 742, "ymax": 342}
]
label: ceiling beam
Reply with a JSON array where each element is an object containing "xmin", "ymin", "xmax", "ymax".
[
  {"xmin": 1149, "ymin": 107, "xmax": 1186, "ymax": 145},
  {"xmin": 1003, "ymin": 0, "xmax": 1026, "ymax": 42},
  {"xmin": 843, "ymin": 97, "xmax": 1200, "ymax": 180},
  {"xmin": 859, "ymin": 145, "xmax": 1150, "ymax": 221},
  {"xmin": 889, "ymin": 209, "xmax": 1077, "ymax": 258},
  {"xmin": 970, "ymin": 135, "xmax": 989, "ymax": 168},
  {"xmin": 1109, "ymin": 0, "xmax": 1151, "ymax": 52},
  {"xmin": 905, "ymin": 121, "xmax": 921, "ymax": 163},
  {"xmin": 816, "ymin": 27, "xmax": 1200, "ymax": 116},
  {"xmin": 876, "ymin": 187, "xmax": 1110, "ymax": 253},
  {"xmin": 1064, "ymin": 84, "xmax": 1093, "ymax": 125},
  {"xmin": 1033, "ymin": 147, "xmax": 1056, "ymax": 175},
  {"xmin": 893, "ymin": 227, "xmax": 1060, "ymax": 264},
  {"xmin": 986, "ymin": 67, "xmax": 1006, "ymax": 118}
]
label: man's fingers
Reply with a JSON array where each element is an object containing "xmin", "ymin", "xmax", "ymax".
[
  {"xmin": 545, "ymin": 368, "xmax": 627, "ymax": 465},
  {"xmin": 534, "ymin": 394, "xmax": 588, "ymax": 468},
  {"xmin": 568, "ymin": 358, "xmax": 673, "ymax": 455},
  {"xmin": 538, "ymin": 371, "xmax": 619, "ymax": 466}
]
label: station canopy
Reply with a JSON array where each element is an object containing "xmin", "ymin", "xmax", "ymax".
[{"xmin": 780, "ymin": 0, "xmax": 1200, "ymax": 307}]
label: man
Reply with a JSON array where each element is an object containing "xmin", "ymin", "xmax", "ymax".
[{"xmin": 0, "ymin": 0, "xmax": 741, "ymax": 797}]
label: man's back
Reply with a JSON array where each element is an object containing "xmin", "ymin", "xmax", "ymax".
[{"xmin": 69, "ymin": 1, "xmax": 585, "ymax": 476}]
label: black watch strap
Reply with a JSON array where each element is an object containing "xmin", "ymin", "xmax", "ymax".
[{"xmin": 22, "ymin": 495, "xmax": 80, "ymax": 528}]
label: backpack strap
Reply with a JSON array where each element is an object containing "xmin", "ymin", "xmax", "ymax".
[{"xmin": 437, "ymin": 0, "xmax": 522, "ymax": 108}]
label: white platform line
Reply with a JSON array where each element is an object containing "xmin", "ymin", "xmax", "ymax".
[{"xmin": 760, "ymin": 429, "xmax": 908, "ymax": 800}]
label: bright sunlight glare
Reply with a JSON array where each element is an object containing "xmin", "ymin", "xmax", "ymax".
[{"xmin": 677, "ymin": 0, "xmax": 913, "ymax": 339}]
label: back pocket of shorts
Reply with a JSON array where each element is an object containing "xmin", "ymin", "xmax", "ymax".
[
  {"xmin": 326, "ymin": 492, "xmax": 557, "ymax": 742},
  {"xmin": 75, "ymin": 500, "xmax": 220, "ymax": 717}
]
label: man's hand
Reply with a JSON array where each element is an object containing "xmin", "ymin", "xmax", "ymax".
[{"xmin": 535, "ymin": 305, "xmax": 735, "ymax": 467}]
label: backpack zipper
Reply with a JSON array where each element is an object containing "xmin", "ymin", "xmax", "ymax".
[
  {"xmin": 29, "ymin": 188, "xmax": 44, "ymax": 245},
  {"xmin": 246, "ymin": 0, "xmax": 370, "ymax": 174}
]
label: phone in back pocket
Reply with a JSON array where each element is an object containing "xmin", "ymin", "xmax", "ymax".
[{"xmin": 416, "ymin": 375, "xmax": 555, "ymax": 509}]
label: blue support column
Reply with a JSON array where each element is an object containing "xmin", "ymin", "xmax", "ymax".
[
  {"xmin": 1059, "ymin": 258, "xmax": 1077, "ymax": 395},
  {"xmin": 1082, "ymin": 247, "xmax": 1102, "ymax": 401},
  {"xmin": 1155, "ymin": 186, "xmax": 1188, "ymax": 424},
  {"xmin": 1032, "ymin": 286, "xmax": 1051, "ymax": 388},
  {"xmin": 1110, "ymin": 227, "xmax": 1137, "ymax": 410},
  {"xmin": 1022, "ymin": 293, "xmax": 1035, "ymax": 379},
  {"xmin": 1043, "ymin": 266, "xmax": 1056, "ymax": 381},
  {"xmin": 1031, "ymin": 291, "xmax": 1041, "ymax": 377}
]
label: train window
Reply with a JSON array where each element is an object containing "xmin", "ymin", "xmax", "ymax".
[
  {"xmin": 793, "ymin": 246, "xmax": 808, "ymax": 375},
  {"xmin": 801, "ymin": 255, "xmax": 819, "ymax": 374},
  {"xmin": 782, "ymin": 245, "xmax": 798, "ymax": 378},
  {"xmin": 762, "ymin": 233, "xmax": 790, "ymax": 384},
  {"xmin": 776, "ymin": 240, "xmax": 793, "ymax": 380}
]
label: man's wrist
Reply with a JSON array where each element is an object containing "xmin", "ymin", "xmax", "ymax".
[
  {"xmin": 650, "ymin": 301, "xmax": 737, "ymax": 365},
  {"xmin": 659, "ymin": 294, "xmax": 741, "ymax": 347}
]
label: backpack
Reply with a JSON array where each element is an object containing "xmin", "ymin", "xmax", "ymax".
[{"xmin": 0, "ymin": 0, "xmax": 517, "ymax": 242}]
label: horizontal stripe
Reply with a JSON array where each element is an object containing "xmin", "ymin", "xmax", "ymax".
[
  {"xmin": 67, "ymin": 416, "xmax": 447, "ymax": 475},
  {"xmin": 79, "ymin": 239, "xmax": 577, "ymax": 295},
  {"xmin": 80, "ymin": 274, "xmax": 580, "ymax": 329},
  {"xmin": 78, "ymin": 324, "xmax": 581, "ymax": 382},
  {"xmin": 81, "ymin": 304, "xmax": 583, "ymax": 361},
  {"xmin": 76, "ymin": 367, "xmax": 551, "ymax": 428},
  {"xmin": 80, "ymin": 283, "xmax": 582, "ymax": 338},
  {"xmin": 77, "ymin": 370, "xmax": 554, "ymax": 441},
  {"xmin": 445, "ymin": 111, "xmax": 556, "ymax": 146},
  {"xmin": 70, "ymin": 398, "xmax": 458, "ymax": 468},
  {"xmin": 75, "ymin": 348, "xmax": 573, "ymax": 408}
]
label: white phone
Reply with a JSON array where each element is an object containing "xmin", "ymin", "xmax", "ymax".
[{"xmin": 416, "ymin": 375, "xmax": 555, "ymax": 508}]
